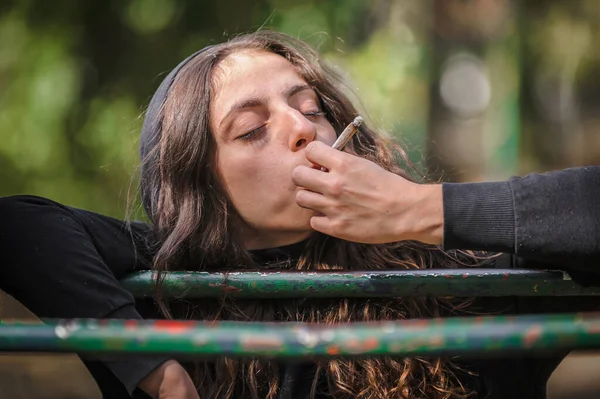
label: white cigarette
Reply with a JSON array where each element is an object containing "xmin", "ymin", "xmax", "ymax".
[{"xmin": 332, "ymin": 116, "xmax": 363, "ymax": 150}]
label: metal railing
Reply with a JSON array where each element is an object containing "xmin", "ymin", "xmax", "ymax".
[
  {"xmin": 120, "ymin": 269, "xmax": 600, "ymax": 298},
  {"xmin": 1, "ymin": 269, "xmax": 598, "ymax": 357}
]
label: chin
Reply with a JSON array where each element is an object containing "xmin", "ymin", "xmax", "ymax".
[{"xmin": 295, "ymin": 207, "xmax": 318, "ymax": 223}]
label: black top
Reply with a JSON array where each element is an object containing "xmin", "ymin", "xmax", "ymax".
[
  {"xmin": 443, "ymin": 165, "xmax": 600, "ymax": 268},
  {"xmin": 0, "ymin": 165, "xmax": 598, "ymax": 398}
]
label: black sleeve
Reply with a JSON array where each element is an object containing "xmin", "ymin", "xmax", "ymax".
[
  {"xmin": 442, "ymin": 166, "xmax": 600, "ymax": 270},
  {"xmin": 0, "ymin": 195, "xmax": 169, "ymax": 397}
]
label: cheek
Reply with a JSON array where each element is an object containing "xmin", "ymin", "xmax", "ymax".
[
  {"xmin": 216, "ymin": 150, "xmax": 288, "ymax": 206},
  {"xmin": 218, "ymin": 154, "xmax": 253, "ymax": 196}
]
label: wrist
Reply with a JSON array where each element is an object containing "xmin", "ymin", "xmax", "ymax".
[{"xmin": 401, "ymin": 183, "xmax": 444, "ymax": 245}]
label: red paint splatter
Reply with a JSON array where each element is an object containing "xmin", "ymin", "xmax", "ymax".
[
  {"xmin": 362, "ymin": 337, "xmax": 379, "ymax": 351},
  {"xmin": 327, "ymin": 346, "xmax": 340, "ymax": 355},
  {"xmin": 208, "ymin": 283, "xmax": 242, "ymax": 293},
  {"xmin": 523, "ymin": 325, "xmax": 542, "ymax": 347},
  {"xmin": 124, "ymin": 320, "xmax": 138, "ymax": 330},
  {"xmin": 579, "ymin": 313, "xmax": 600, "ymax": 334},
  {"xmin": 585, "ymin": 324, "xmax": 600, "ymax": 334},
  {"xmin": 153, "ymin": 320, "xmax": 194, "ymax": 333},
  {"xmin": 408, "ymin": 319, "xmax": 430, "ymax": 329},
  {"xmin": 344, "ymin": 337, "xmax": 379, "ymax": 352}
]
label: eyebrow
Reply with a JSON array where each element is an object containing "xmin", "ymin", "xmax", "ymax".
[{"xmin": 218, "ymin": 84, "xmax": 314, "ymax": 129}]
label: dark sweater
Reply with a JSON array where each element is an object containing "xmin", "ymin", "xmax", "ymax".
[
  {"xmin": 0, "ymin": 166, "xmax": 598, "ymax": 398},
  {"xmin": 443, "ymin": 165, "xmax": 600, "ymax": 268}
]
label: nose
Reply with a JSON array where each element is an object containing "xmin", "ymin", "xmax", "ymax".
[{"xmin": 287, "ymin": 110, "xmax": 317, "ymax": 151}]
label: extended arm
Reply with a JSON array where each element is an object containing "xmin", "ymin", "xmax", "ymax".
[{"xmin": 293, "ymin": 142, "xmax": 600, "ymax": 267}]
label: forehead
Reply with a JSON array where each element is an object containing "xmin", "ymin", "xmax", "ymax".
[{"xmin": 210, "ymin": 51, "xmax": 308, "ymax": 120}]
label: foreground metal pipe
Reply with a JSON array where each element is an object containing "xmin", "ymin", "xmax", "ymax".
[
  {"xmin": 1, "ymin": 313, "xmax": 600, "ymax": 358},
  {"xmin": 120, "ymin": 269, "xmax": 599, "ymax": 298}
]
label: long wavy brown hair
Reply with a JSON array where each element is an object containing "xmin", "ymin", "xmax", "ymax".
[{"xmin": 139, "ymin": 30, "xmax": 482, "ymax": 399}]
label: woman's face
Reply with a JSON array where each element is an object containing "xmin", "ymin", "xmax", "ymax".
[{"xmin": 210, "ymin": 50, "xmax": 337, "ymax": 250}]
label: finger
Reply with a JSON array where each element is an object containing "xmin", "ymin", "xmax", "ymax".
[
  {"xmin": 305, "ymin": 141, "xmax": 347, "ymax": 170},
  {"xmin": 292, "ymin": 165, "xmax": 331, "ymax": 193},
  {"xmin": 296, "ymin": 189, "xmax": 331, "ymax": 213},
  {"xmin": 309, "ymin": 215, "xmax": 334, "ymax": 236}
]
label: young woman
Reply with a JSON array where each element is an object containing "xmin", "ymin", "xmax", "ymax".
[{"xmin": 1, "ymin": 30, "xmax": 598, "ymax": 399}]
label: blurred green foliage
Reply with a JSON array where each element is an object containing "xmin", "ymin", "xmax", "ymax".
[
  {"xmin": 1, "ymin": 0, "xmax": 599, "ymax": 218},
  {"xmin": 0, "ymin": 0, "xmax": 430, "ymax": 218}
]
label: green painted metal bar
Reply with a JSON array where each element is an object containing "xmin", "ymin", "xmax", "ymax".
[
  {"xmin": 120, "ymin": 269, "xmax": 600, "ymax": 298},
  {"xmin": 1, "ymin": 313, "xmax": 600, "ymax": 358}
]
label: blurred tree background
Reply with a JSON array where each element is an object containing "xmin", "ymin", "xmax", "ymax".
[
  {"xmin": 1, "ymin": 2, "xmax": 600, "ymax": 397},
  {"xmin": 1, "ymin": 0, "xmax": 599, "ymax": 218}
]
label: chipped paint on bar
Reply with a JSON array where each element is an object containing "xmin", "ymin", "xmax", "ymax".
[
  {"xmin": 120, "ymin": 269, "xmax": 600, "ymax": 298},
  {"xmin": 1, "ymin": 313, "xmax": 600, "ymax": 357}
]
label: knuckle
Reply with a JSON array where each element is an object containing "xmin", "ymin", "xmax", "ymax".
[
  {"xmin": 330, "ymin": 219, "xmax": 347, "ymax": 235},
  {"xmin": 337, "ymin": 156, "xmax": 350, "ymax": 170},
  {"xmin": 337, "ymin": 152, "xmax": 357, "ymax": 171},
  {"xmin": 329, "ymin": 177, "xmax": 345, "ymax": 197},
  {"xmin": 332, "ymin": 202, "xmax": 346, "ymax": 214},
  {"xmin": 338, "ymin": 218, "xmax": 349, "ymax": 230}
]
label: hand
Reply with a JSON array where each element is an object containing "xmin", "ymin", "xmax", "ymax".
[
  {"xmin": 292, "ymin": 141, "xmax": 444, "ymax": 245},
  {"xmin": 138, "ymin": 360, "xmax": 199, "ymax": 399}
]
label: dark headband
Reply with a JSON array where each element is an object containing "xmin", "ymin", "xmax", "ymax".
[{"xmin": 139, "ymin": 46, "xmax": 213, "ymax": 220}]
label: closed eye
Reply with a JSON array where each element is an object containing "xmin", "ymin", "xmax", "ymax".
[
  {"xmin": 303, "ymin": 111, "xmax": 326, "ymax": 118},
  {"xmin": 237, "ymin": 125, "xmax": 266, "ymax": 142},
  {"xmin": 237, "ymin": 111, "xmax": 324, "ymax": 142}
]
